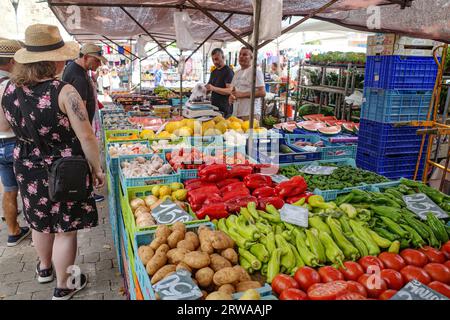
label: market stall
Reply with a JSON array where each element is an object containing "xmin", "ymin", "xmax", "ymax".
[{"xmin": 47, "ymin": 0, "xmax": 450, "ymax": 301}]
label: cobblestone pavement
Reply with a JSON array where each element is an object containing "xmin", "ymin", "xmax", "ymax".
[{"xmin": 0, "ymin": 189, "xmax": 127, "ymax": 300}]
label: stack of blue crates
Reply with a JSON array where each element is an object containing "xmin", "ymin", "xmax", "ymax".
[{"xmin": 356, "ymin": 55, "xmax": 437, "ymax": 180}]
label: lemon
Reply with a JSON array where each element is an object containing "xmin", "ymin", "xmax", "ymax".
[
  {"xmin": 151, "ymin": 185, "xmax": 161, "ymax": 197},
  {"xmin": 157, "ymin": 131, "xmax": 171, "ymax": 139},
  {"xmin": 172, "ymin": 189, "xmax": 187, "ymax": 201},
  {"xmin": 213, "ymin": 115, "xmax": 225, "ymax": 123},
  {"xmin": 160, "ymin": 195, "xmax": 172, "ymax": 202},
  {"xmin": 140, "ymin": 129, "xmax": 155, "ymax": 139},
  {"xmin": 158, "ymin": 186, "xmax": 172, "ymax": 199},
  {"xmin": 215, "ymin": 121, "xmax": 228, "ymax": 134},
  {"xmin": 165, "ymin": 121, "xmax": 181, "ymax": 133},
  {"xmin": 170, "ymin": 182, "xmax": 183, "ymax": 192}
]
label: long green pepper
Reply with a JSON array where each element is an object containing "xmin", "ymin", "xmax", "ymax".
[
  {"xmin": 305, "ymin": 228, "xmax": 327, "ymax": 264},
  {"xmin": 326, "ymin": 216, "xmax": 360, "ymax": 261},
  {"xmin": 318, "ymin": 230, "xmax": 345, "ymax": 267},
  {"xmin": 349, "ymin": 219, "xmax": 380, "ymax": 256},
  {"xmin": 294, "ymin": 229, "xmax": 319, "ymax": 267}
]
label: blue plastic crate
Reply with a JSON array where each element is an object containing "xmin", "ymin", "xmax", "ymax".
[
  {"xmin": 178, "ymin": 168, "xmax": 198, "ymax": 181},
  {"xmin": 364, "ymin": 55, "xmax": 438, "ymax": 90},
  {"xmin": 258, "ymin": 148, "xmax": 320, "ymax": 164},
  {"xmin": 119, "ymin": 154, "xmax": 181, "ymax": 194},
  {"xmin": 134, "ymin": 222, "xmax": 215, "ymax": 300},
  {"xmin": 170, "ymin": 97, "xmax": 188, "ymax": 106},
  {"xmin": 361, "ymin": 88, "xmax": 432, "ymax": 123},
  {"xmin": 106, "ymin": 141, "xmax": 152, "ymax": 175}
]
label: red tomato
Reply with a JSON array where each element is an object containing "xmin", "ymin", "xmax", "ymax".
[
  {"xmin": 339, "ymin": 261, "xmax": 364, "ymax": 281},
  {"xmin": 400, "ymin": 249, "xmax": 429, "ymax": 267},
  {"xmin": 442, "ymin": 241, "xmax": 450, "ymax": 255},
  {"xmin": 357, "ymin": 273, "xmax": 387, "ymax": 298},
  {"xmin": 378, "ymin": 252, "xmax": 406, "ymax": 271},
  {"xmin": 419, "ymin": 246, "xmax": 447, "ymax": 263},
  {"xmin": 442, "ymin": 249, "xmax": 450, "ymax": 260},
  {"xmin": 423, "ymin": 263, "xmax": 450, "ymax": 284},
  {"xmin": 271, "ymin": 274, "xmax": 300, "ymax": 295},
  {"xmin": 378, "ymin": 289, "xmax": 398, "ymax": 300},
  {"xmin": 428, "ymin": 281, "xmax": 450, "ymax": 298},
  {"xmin": 400, "ymin": 265, "xmax": 432, "ymax": 285},
  {"xmin": 445, "ymin": 261, "xmax": 450, "ymax": 269},
  {"xmin": 346, "ymin": 280, "xmax": 368, "ymax": 297},
  {"xmin": 358, "ymin": 256, "xmax": 385, "ymax": 273},
  {"xmin": 307, "ymin": 281, "xmax": 349, "ymax": 300},
  {"xmin": 294, "ymin": 267, "xmax": 322, "ymax": 292},
  {"xmin": 336, "ymin": 292, "xmax": 367, "ymax": 300},
  {"xmin": 318, "ymin": 266, "xmax": 345, "ymax": 283},
  {"xmin": 279, "ymin": 288, "xmax": 308, "ymax": 300},
  {"xmin": 380, "ymin": 269, "xmax": 405, "ymax": 290}
]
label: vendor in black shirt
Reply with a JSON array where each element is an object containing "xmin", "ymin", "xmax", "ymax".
[
  {"xmin": 206, "ymin": 48, "xmax": 234, "ymax": 117},
  {"xmin": 62, "ymin": 43, "xmax": 106, "ymax": 124}
]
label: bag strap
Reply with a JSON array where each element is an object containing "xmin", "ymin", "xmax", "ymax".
[{"xmin": 16, "ymin": 88, "xmax": 51, "ymax": 159}]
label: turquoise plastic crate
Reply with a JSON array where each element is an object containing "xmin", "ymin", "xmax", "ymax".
[
  {"xmin": 134, "ymin": 222, "xmax": 215, "ymax": 300},
  {"xmin": 278, "ymin": 157, "xmax": 357, "ymax": 168},
  {"xmin": 119, "ymin": 154, "xmax": 181, "ymax": 194},
  {"xmin": 285, "ymin": 134, "xmax": 357, "ymax": 160},
  {"xmin": 370, "ymin": 180, "xmax": 402, "ymax": 192},
  {"xmin": 106, "ymin": 141, "xmax": 152, "ymax": 175},
  {"xmin": 179, "ymin": 168, "xmax": 198, "ymax": 181}
]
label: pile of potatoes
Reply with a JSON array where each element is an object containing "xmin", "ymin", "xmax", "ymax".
[{"xmin": 138, "ymin": 222, "xmax": 264, "ymax": 300}]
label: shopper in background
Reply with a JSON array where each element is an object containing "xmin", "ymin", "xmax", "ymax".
[
  {"xmin": 101, "ymin": 67, "xmax": 111, "ymax": 96},
  {"xmin": 229, "ymin": 47, "xmax": 266, "ymax": 120},
  {"xmin": 110, "ymin": 68, "xmax": 121, "ymax": 91},
  {"xmin": 0, "ymin": 24, "xmax": 104, "ymax": 300},
  {"xmin": 206, "ymin": 48, "xmax": 234, "ymax": 117},
  {"xmin": 62, "ymin": 43, "xmax": 106, "ymax": 202},
  {"xmin": 0, "ymin": 38, "xmax": 31, "ymax": 246},
  {"xmin": 154, "ymin": 63, "xmax": 164, "ymax": 87}
]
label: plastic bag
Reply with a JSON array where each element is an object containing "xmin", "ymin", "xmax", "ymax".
[
  {"xmin": 189, "ymin": 83, "xmax": 207, "ymax": 103},
  {"xmin": 345, "ymin": 91, "xmax": 364, "ymax": 106},
  {"xmin": 173, "ymin": 12, "xmax": 196, "ymax": 51},
  {"xmin": 250, "ymin": 0, "xmax": 282, "ymax": 42}
]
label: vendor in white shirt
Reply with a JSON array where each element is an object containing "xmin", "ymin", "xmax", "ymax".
[{"xmin": 229, "ymin": 47, "xmax": 266, "ymax": 120}]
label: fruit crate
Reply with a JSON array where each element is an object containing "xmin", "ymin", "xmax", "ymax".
[
  {"xmin": 107, "ymin": 175, "xmax": 123, "ymax": 275},
  {"xmin": 134, "ymin": 222, "xmax": 215, "ymax": 300},
  {"xmin": 369, "ymin": 180, "xmax": 402, "ymax": 192},
  {"xmin": 364, "ymin": 55, "xmax": 438, "ymax": 90},
  {"xmin": 119, "ymin": 208, "xmax": 135, "ymax": 298},
  {"xmin": 285, "ymin": 134, "xmax": 357, "ymax": 160},
  {"xmin": 361, "ymin": 88, "xmax": 432, "ymax": 123},
  {"xmin": 105, "ymin": 129, "xmax": 140, "ymax": 144},
  {"xmin": 119, "ymin": 184, "xmax": 208, "ymax": 238},
  {"xmin": 356, "ymin": 147, "xmax": 425, "ymax": 180},
  {"xmin": 258, "ymin": 146, "xmax": 321, "ymax": 164},
  {"xmin": 170, "ymin": 97, "xmax": 188, "ymax": 106},
  {"xmin": 118, "ymin": 154, "xmax": 181, "ymax": 195},
  {"xmin": 106, "ymin": 141, "xmax": 152, "ymax": 176}
]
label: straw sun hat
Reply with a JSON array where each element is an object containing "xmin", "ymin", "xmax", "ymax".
[
  {"xmin": 0, "ymin": 38, "xmax": 22, "ymax": 58},
  {"xmin": 14, "ymin": 24, "xmax": 79, "ymax": 64}
]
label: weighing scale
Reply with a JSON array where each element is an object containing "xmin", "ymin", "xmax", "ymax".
[{"xmin": 182, "ymin": 101, "xmax": 222, "ymax": 120}]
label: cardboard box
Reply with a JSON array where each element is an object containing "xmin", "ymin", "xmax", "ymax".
[
  {"xmin": 367, "ymin": 33, "xmax": 436, "ymax": 46},
  {"xmin": 367, "ymin": 43, "xmax": 442, "ymax": 57}
]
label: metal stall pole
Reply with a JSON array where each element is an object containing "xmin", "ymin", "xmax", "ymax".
[
  {"xmin": 294, "ymin": 60, "xmax": 302, "ymax": 122},
  {"xmin": 129, "ymin": 39, "xmax": 133, "ymax": 91},
  {"xmin": 139, "ymin": 59, "xmax": 142, "ymax": 93},
  {"xmin": 284, "ymin": 59, "xmax": 290, "ymax": 122},
  {"xmin": 180, "ymin": 51, "xmax": 183, "ymax": 115},
  {"xmin": 248, "ymin": 0, "xmax": 262, "ymax": 160}
]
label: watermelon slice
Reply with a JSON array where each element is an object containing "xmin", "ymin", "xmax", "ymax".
[
  {"xmin": 303, "ymin": 114, "xmax": 324, "ymax": 121},
  {"xmin": 342, "ymin": 123, "xmax": 356, "ymax": 134},
  {"xmin": 317, "ymin": 116, "xmax": 337, "ymax": 121},
  {"xmin": 281, "ymin": 122, "xmax": 297, "ymax": 133},
  {"xmin": 302, "ymin": 122, "xmax": 328, "ymax": 132},
  {"xmin": 318, "ymin": 125, "xmax": 342, "ymax": 135},
  {"xmin": 297, "ymin": 120, "xmax": 319, "ymax": 128}
]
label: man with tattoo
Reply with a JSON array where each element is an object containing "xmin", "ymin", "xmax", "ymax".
[{"xmin": 62, "ymin": 43, "xmax": 107, "ymax": 202}]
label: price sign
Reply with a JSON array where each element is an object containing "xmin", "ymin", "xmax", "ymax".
[
  {"xmin": 299, "ymin": 165, "xmax": 338, "ymax": 175},
  {"xmin": 151, "ymin": 199, "xmax": 193, "ymax": 224},
  {"xmin": 402, "ymin": 193, "xmax": 448, "ymax": 220},
  {"xmin": 390, "ymin": 280, "xmax": 448, "ymax": 300},
  {"xmin": 280, "ymin": 204, "xmax": 309, "ymax": 228},
  {"xmin": 270, "ymin": 174, "xmax": 289, "ymax": 184},
  {"xmin": 153, "ymin": 269, "xmax": 202, "ymax": 300}
]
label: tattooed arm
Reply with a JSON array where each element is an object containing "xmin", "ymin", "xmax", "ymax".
[
  {"xmin": 0, "ymin": 84, "xmax": 12, "ymax": 132},
  {"xmin": 59, "ymin": 84, "xmax": 104, "ymax": 187}
]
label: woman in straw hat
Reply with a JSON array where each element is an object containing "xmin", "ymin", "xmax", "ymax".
[{"xmin": 0, "ymin": 24, "xmax": 104, "ymax": 300}]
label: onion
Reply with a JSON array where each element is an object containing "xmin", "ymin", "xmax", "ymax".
[
  {"xmin": 130, "ymin": 198, "xmax": 146, "ymax": 211},
  {"xmin": 134, "ymin": 206, "xmax": 150, "ymax": 217},
  {"xmin": 144, "ymin": 195, "xmax": 158, "ymax": 207}
]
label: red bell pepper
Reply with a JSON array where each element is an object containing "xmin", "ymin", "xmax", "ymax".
[
  {"xmin": 184, "ymin": 178, "xmax": 202, "ymax": 186},
  {"xmin": 258, "ymin": 197, "xmax": 285, "ymax": 210},
  {"xmin": 225, "ymin": 196, "xmax": 258, "ymax": 213},
  {"xmin": 216, "ymin": 178, "xmax": 240, "ymax": 189},
  {"xmin": 199, "ymin": 164, "xmax": 229, "ymax": 183},
  {"xmin": 228, "ymin": 165, "xmax": 253, "ymax": 179},
  {"xmin": 203, "ymin": 193, "xmax": 224, "ymax": 206},
  {"xmin": 222, "ymin": 188, "xmax": 250, "ymax": 202},
  {"xmin": 275, "ymin": 176, "xmax": 307, "ymax": 199},
  {"xmin": 188, "ymin": 185, "xmax": 221, "ymax": 206},
  {"xmin": 252, "ymin": 186, "xmax": 277, "ymax": 199},
  {"xmin": 196, "ymin": 203, "xmax": 229, "ymax": 220},
  {"xmin": 185, "ymin": 181, "xmax": 216, "ymax": 192},
  {"xmin": 243, "ymin": 174, "xmax": 273, "ymax": 190},
  {"xmin": 285, "ymin": 192, "xmax": 314, "ymax": 204},
  {"xmin": 220, "ymin": 182, "xmax": 247, "ymax": 195}
]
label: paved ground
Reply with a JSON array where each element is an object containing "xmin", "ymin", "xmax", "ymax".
[{"xmin": 0, "ymin": 189, "xmax": 127, "ymax": 300}]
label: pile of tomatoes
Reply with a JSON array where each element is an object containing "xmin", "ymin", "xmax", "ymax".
[{"xmin": 271, "ymin": 241, "xmax": 450, "ymax": 300}]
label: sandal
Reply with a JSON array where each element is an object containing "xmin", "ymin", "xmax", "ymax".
[
  {"xmin": 36, "ymin": 261, "xmax": 54, "ymax": 284},
  {"xmin": 52, "ymin": 273, "xmax": 88, "ymax": 300}
]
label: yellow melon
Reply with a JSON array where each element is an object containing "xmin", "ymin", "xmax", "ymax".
[
  {"xmin": 203, "ymin": 128, "xmax": 222, "ymax": 136},
  {"xmin": 215, "ymin": 121, "xmax": 228, "ymax": 134},
  {"xmin": 157, "ymin": 131, "xmax": 171, "ymax": 139},
  {"xmin": 165, "ymin": 121, "xmax": 181, "ymax": 133},
  {"xmin": 213, "ymin": 115, "xmax": 225, "ymax": 124},
  {"xmin": 178, "ymin": 126, "xmax": 193, "ymax": 137},
  {"xmin": 229, "ymin": 121, "xmax": 242, "ymax": 131}
]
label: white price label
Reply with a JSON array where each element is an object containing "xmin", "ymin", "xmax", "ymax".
[
  {"xmin": 152, "ymin": 269, "xmax": 202, "ymax": 300},
  {"xmin": 299, "ymin": 165, "xmax": 337, "ymax": 175},
  {"xmin": 402, "ymin": 193, "xmax": 448, "ymax": 220},
  {"xmin": 270, "ymin": 174, "xmax": 289, "ymax": 184},
  {"xmin": 280, "ymin": 204, "xmax": 309, "ymax": 228},
  {"xmin": 151, "ymin": 199, "xmax": 193, "ymax": 224}
]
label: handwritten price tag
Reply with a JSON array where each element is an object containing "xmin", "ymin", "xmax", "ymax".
[
  {"xmin": 280, "ymin": 204, "xmax": 309, "ymax": 228},
  {"xmin": 402, "ymin": 193, "xmax": 448, "ymax": 220},
  {"xmin": 151, "ymin": 199, "xmax": 193, "ymax": 224},
  {"xmin": 390, "ymin": 280, "xmax": 448, "ymax": 300},
  {"xmin": 299, "ymin": 165, "xmax": 337, "ymax": 175},
  {"xmin": 152, "ymin": 269, "xmax": 202, "ymax": 300}
]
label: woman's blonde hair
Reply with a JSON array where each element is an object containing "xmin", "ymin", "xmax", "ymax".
[{"xmin": 11, "ymin": 61, "xmax": 57, "ymax": 87}]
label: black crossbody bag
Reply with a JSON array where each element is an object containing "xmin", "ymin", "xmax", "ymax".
[{"xmin": 17, "ymin": 87, "xmax": 90, "ymax": 202}]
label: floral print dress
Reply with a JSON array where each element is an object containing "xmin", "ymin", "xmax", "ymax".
[{"xmin": 1, "ymin": 80, "xmax": 98, "ymax": 233}]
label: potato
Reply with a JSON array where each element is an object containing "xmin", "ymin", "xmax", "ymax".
[
  {"xmin": 171, "ymin": 221, "xmax": 186, "ymax": 234},
  {"xmin": 211, "ymin": 231, "xmax": 235, "ymax": 250},
  {"xmin": 183, "ymin": 251, "xmax": 210, "ymax": 269},
  {"xmin": 221, "ymin": 248, "xmax": 238, "ymax": 265},
  {"xmin": 150, "ymin": 226, "xmax": 171, "ymax": 250},
  {"xmin": 233, "ymin": 265, "xmax": 251, "ymax": 282},
  {"xmin": 144, "ymin": 195, "xmax": 158, "ymax": 208},
  {"xmin": 138, "ymin": 245, "xmax": 154, "ymax": 265},
  {"xmin": 184, "ymin": 231, "xmax": 200, "ymax": 249},
  {"xmin": 146, "ymin": 244, "xmax": 169, "ymax": 276},
  {"xmin": 177, "ymin": 239, "xmax": 196, "ymax": 251},
  {"xmin": 176, "ymin": 262, "xmax": 192, "ymax": 274},
  {"xmin": 218, "ymin": 284, "xmax": 235, "ymax": 295},
  {"xmin": 213, "ymin": 267, "xmax": 240, "ymax": 286},
  {"xmin": 205, "ymin": 291, "xmax": 233, "ymax": 300},
  {"xmin": 209, "ymin": 254, "xmax": 232, "ymax": 272},
  {"xmin": 198, "ymin": 226, "xmax": 214, "ymax": 254},
  {"xmin": 134, "ymin": 206, "xmax": 150, "ymax": 217},
  {"xmin": 235, "ymin": 281, "xmax": 262, "ymax": 292},
  {"xmin": 167, "ymin": 248, "xmax": 189, "ymax": 265},
  {"xmin": 167, "ymin": 230, "xmax": 184, "ymax": 249},
  {"xmin": 130, "ymin": 198, "xmax": 145, "ymax": 211},
  {"xmin": 195, "ymin": 267, "xmax": 214, "ymax": 288},
  {"xmin": 151, "ymin": 264, "xmax": 176, "ymax": 284}
]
